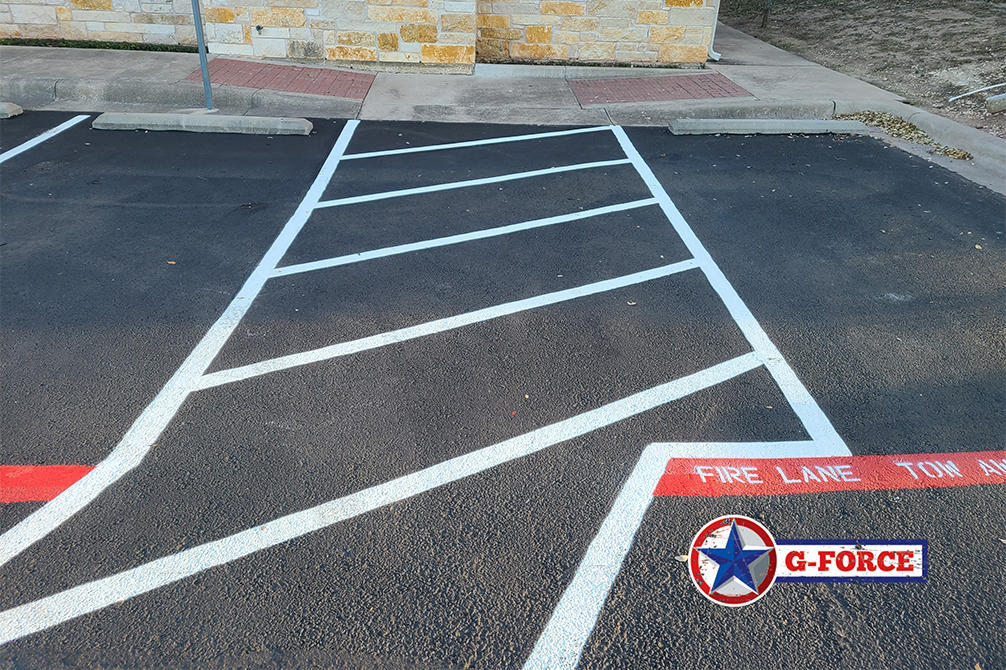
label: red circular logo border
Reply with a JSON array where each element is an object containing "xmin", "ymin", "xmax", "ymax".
[{"xmin": 688, "ymin": 515, "xmax": 778, "ymax": 607}]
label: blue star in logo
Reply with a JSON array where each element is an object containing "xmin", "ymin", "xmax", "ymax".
[{"xmin": 698, "ymin": 521, "xmax": 771, "ymax": 594}]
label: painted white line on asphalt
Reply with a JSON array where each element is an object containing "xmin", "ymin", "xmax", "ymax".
[
  {"xmin": 313, "ymin": 158, "xmax": 631, "ymax": 209},
  {"xmin": 643, "ymin": 440, "xmax": 850, "ymax": 460},
  {"xmin": 524, "ymin": 128, "xmax": 854, "ymax": 670},
  {"xmin": 524, "ymin": 441, "xmax": 667, "ymax": 670},
  {"xmin": 0, "ymin": 115, "xmax": 90, "ymax": 165},
  {"xmin": 272, "ymin": 198, "xmax": 659, "ymax": 277},
  {"xmin": 523, "ymin": 439, "xmax": 850, "ymax": 670},
  {"xmin": 0, "ymin": 353, "xmax": 763, "ymax": 646},
  {"xmin": 199, "ymin": 259, "xmax": 699, "ymax": 390},
  {"xmin": 0, "ymin": 120, "xmax": 362, "ymax": 569},
  {"xmin": 610, "ymin": 126, "xmax": 849, "ymax": 453},
  {"xmin": 342, "ymin": 125, "xmax": 614, "ymax": 160}
]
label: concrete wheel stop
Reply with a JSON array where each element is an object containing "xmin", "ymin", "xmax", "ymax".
[
  {"xmin": 92, "ymin": 112, "xmax": 312, "ymax": 135},
  {"xmin": 0, "ymin": 102, "xmax": 24, "ymax": 119}
]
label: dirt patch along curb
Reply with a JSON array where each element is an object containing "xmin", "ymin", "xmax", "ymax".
[{"xmin": 833, "ymin": 100, "xmax": 1006, "ymax": 166}]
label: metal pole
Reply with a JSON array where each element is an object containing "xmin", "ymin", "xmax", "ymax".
[{"xmin": 190, "ymin": 0, "xmax": 214, "ymax": 110}]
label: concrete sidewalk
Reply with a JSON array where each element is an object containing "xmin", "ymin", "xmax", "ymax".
[
  {"xmin": 1, "ymin": 23, "xmax": 1003, "ymax": 188},
  {"xmin": 0, "ymin": 25, "xmax": 909, "ymax": 124}
]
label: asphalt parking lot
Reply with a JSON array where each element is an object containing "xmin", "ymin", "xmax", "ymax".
[{"xmin": 1, "ymin": 111, "xmax": 1004, "ymax": 668}]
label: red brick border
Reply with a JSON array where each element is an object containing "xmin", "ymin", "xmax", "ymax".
[
  {"xmin": 569, "ymin": 73, "xmax": 752, "ymax": 105},
  {"xmin": 185, "ymin": 59, "xmax": 376, "ymax": 100}
]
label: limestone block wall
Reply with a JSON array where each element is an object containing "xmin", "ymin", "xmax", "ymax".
[
  {"xmin": 476, "ymin": 0, "xmax": 716, "ymax": 64},
  {"xmin": 0, "ymin": 0, "xmax": 477, "ymax": 64},
  {"xmin": 0, "ymin": 0, "xmax": 715, "ymax": 65}
]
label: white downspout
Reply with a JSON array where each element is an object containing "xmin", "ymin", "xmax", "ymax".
[{"xmin": 708, "ymin": 0, "xmax": 722, "ymax": 61}]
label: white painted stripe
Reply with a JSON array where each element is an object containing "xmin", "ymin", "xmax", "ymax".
[
  {"xmin": 342, "ymin": 125, "xmax": 613, "ymax": 160},
  {"xmin": 0, "ymin": 120, "xmax": 361, "ymax": 569},
  {"xmin": 0, "ymin": 353, "xmax": 763, "ymax": 646},
  {"xmin": 0, "ymin": 114, "xmax": 89, "ymax": 165},
  {"xmin": 198, "ymin": 259, "xmax": 699, "ymax": 390},
  {"xmin": 643, "ymin": 440, "xmax": 851, "ymax": 460},
  {"xmin": 610, "ymin": 126, "xmax": 850, "ymax": 455},
  {"xmin": 313, "ymin": 158, "xmax": 631, "ymax": 209},
  {"xmin": 524, "ymin": 439, "xmax": 850, "ymax": 669},
  {"xmin": 526, "ymin": 128, "xmax": 854, "ymax": 669},
  {"xmin": 524, "ymin": 442, "xmax": 667, "ymax": 670},
  {"xmin": 272, "ymin": 199, "xmax": 658, "ymax": 277}
]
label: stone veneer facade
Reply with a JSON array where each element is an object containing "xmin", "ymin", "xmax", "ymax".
[{"xmin": 0, "ymin": 0, "xmax": 717, "ymax": 66}]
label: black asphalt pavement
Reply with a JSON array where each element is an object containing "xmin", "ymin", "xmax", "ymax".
[{"xmin": 0, "ymin": 113, "xmax": 1003, "ymax": 668}]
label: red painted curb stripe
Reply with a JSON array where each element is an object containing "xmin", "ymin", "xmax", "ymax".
[
  {"xmin": 653, "ymin": 450, "xmax": 1006, "ymax": 497},
  {"xmin": 0, "ymin": 465, "xmax": 94, "ymax": 503}
]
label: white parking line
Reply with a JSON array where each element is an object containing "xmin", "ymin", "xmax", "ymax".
[
  {"xmin": 0, "ymin": 114, "xmax": 90, "ymax": 165},
  {"xmin": 0, "ymin": 353, "xmax": 763, "ymax": 646},
  {"xmin": 199, "ymin": 259, "xmax": 699, "ymax": 390},
  {"xmin": 0, "ymin": 120, "xmax": 361, "ymax": 569},
  {"xmin": 0, "ymin": 121, "xmax": 851, "ymax": 657},
  {"xmin": 313, "ymin": 159, "xmax": 631, "ymax": 209},
  {"xmin": 271, "ymin": 199, "xmax": 659, "ymax": 277},
  {"xmin": 524, "ymin": 440, "xmax": 849, "ymax": 670},
  {"xmin": 522, "ymin": 128, "xmax": 852, "ymax": 670},
  {"xmin": 342, "ymin": 125, "xmax": 613, "ymax": 160},
  {"xmin": 523, "ymin": 442, "xmax": 669, "ymax": 670},
  {"xmin": 610, "ymin": 126, "xmax": 846, "ymax": 450}
]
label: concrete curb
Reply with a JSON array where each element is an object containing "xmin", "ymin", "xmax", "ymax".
[
  {"xmin": 0, "ymin": 102, "xmax": 23, "ymax": 118},
  {"xmin": 0, "ymin": 76, "xmax": 60, "ymax": 108},
  {"xmin": 0, "ymin": 75, "xmax": 361, "ymax": 119},
  {"xmin": 669, "ymin": 118, "xmax": 867, "ymax": 135},
  {"xmin": 599, "ymin": 98, "xmax": 837, "ymax": 120},
  {"xmin": 92, "ymin": 112, "xmax": 312, "ymax": 135},
  {"xmin": 3, "ymin": 69, "xmax": 1003, "ymax": 167},
  {"xmin": 833, "ymin": 99, "xmax": 1006, "ymax": 166}
]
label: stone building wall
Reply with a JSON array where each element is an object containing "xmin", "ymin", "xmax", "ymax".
[
  {"xmin": 0, "ymin": 0, "xmax": 716, "ymax": 65},
  {"xmin": 476, "ymin": 0, "xmax": 716, "ymax": 64},
  {"xmin": 0, "ymin": 0, "xmax": 478, "ymax": 65}
]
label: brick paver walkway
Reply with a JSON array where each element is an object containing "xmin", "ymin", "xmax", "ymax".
[
  {"xmin": 185, "ymin": 58, "xmax": 376, "ymax": 100},
  {"xmin": 569, "ymin": 73, "xmax": 751, "ymax": 105}
]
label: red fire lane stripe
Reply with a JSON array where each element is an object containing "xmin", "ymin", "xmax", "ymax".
[
  {"xmin": 653, "ymin": 450, "xmax": 1006, "ymax": 497},
  {"xmin": 0, "ymin": 465, "xmax": 94, "ymax": 503}
]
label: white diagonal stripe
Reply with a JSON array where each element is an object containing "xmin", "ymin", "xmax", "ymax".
[
  {"xmin": 313, "ymin": 159, "xmax": 631, "ymax": 209},
  {"xmin": 198, "ymin": 259, "xmax": 699, "ymax": 390},
  {"xmin": 0, "ymin": 120, "xmax": 362, "ymax": 568},
  {"xmin": 523, "ymin": 439, "xmax": 850, "ymax": 670},
  {"xmin": 272, "ymin": 199, "xmax": 658, "ymax": 277},
  {"xmin": 610, "ymin": 126, "xmax": 849, "ymax": 452},
  {"xmin": 342, "ymin": 125, "xmax": 614, "ymax": 160},
  {"xmin": 0, "ymin": 115, "xmax": 89, "ymax": 165},
  {"xmin": 0, "ymin": 353, "xmax": 763, "ymax": 647}
]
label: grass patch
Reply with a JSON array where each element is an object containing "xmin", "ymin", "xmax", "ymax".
[{"xmin": 0, "ymin": 38, "xmax": 198, "ymax": 53}]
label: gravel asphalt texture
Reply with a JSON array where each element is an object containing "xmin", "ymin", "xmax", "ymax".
[{"xmin": 1, "ymin": 112, "xmax": 1003, "ymax": 668}]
